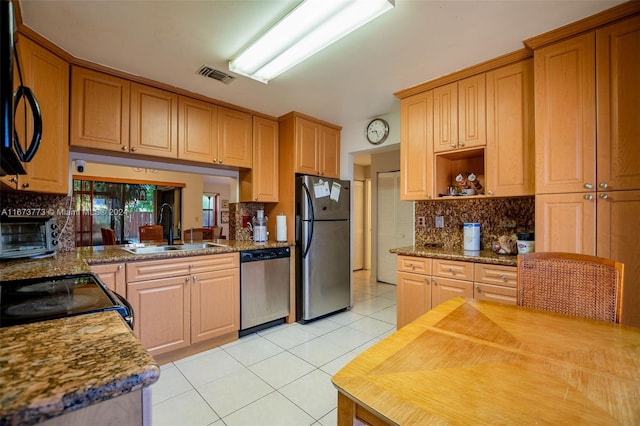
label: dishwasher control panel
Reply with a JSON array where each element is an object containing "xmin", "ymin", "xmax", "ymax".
[{"xmin": 240, "ymin": 247, "xmax": 290, "ymax": 262}]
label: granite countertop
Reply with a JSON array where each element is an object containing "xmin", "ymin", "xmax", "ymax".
[
  {"xmin": 0, "ymin": 239, "xmax": 292, "ymax": 282},
  {"xmin": 0, "ymin": 239, "xmax": 290, "ymax": 425},
  {"xmin": 390, "ymin": 245, "xmax": 518, "ymax": 266},
  {"xmin": 0, "ymin": 311, "xmax": 159, "ymax": 426}
]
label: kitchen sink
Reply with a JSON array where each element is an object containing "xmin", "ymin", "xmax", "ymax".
[{"xmin": 122, "ymin": 242, "xmax": 227, "ymax": 255}]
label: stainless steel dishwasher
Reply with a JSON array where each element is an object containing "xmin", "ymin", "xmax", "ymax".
[{"xmin": 240, "ymin": 247, "xmax": 290, "ymax": 336}]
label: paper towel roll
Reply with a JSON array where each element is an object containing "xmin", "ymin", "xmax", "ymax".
[{"xmin": 276, "ymin": 214, "xmax": 287, "ymax": 242}]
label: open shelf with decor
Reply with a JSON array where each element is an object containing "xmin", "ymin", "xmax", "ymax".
[{"xmin": 434, "ymin": 147, "xmax": 485, "ymax": 198}]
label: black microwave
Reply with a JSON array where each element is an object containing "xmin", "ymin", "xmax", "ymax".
[
  {"xmin": 0, "ymin": 216, "xmax": 59, "ymax": 260},
  {"xmin": 1, "ymin": 1, "xmax": 42, "ymax": 177}
]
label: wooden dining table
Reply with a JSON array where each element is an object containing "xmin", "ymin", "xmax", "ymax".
[{"xmin": 332, "ymin": 297, "xmax": 640, "ymax": 425}]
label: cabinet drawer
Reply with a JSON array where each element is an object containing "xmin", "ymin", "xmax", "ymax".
[
  {"xmin": 474, "ymin": 264, "xmax": 517, "ymax": 288},
  {"xmin": 431, "ymin": 276, "xmax": 473, "ymax": 307},
  {"xmin": 432, "ymin": 259, "xmax": 474, "ymax": 281},
  {"xmin": 397, "ymin": 256, "xmax": 432, "ymax": 275},
  {"xmin": 127, "ymin": 253, "xmax": 240, "ymax": 282},
  {"xmin": 474, "ymin": 283, "xmax": 517, "ymax": 305}
]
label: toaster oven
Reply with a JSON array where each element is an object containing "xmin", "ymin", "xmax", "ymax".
[{"xmin": 0, "ymin": 216, "xmax": 59, "ymax": 259}]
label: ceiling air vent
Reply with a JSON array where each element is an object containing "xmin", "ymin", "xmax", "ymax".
[{"xmin": 198, "ymin": 65, "xmax": 235, "ymax": 85}]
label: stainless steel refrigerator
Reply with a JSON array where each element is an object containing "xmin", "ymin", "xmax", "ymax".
[{"xmin": 296, "ymin": 175, "xmax": 351, "ymax": 322}]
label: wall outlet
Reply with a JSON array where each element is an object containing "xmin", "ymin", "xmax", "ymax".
[
  {"xmin": 499, "ymin": 219, "xmax": 517, "ymax": 228},
  {"xmin": 435, "ymin": 216, "xmax": 444, "ymax": 228},
  {"xmin": 417, "ymin": 216, "xmax": 426, "ymax": 227}
]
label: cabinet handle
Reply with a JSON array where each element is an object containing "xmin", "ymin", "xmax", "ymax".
[
  {"xmin": 433, "ymin": 278, "xmax": 437, "ymax": 285},
  {"xmin": 218, "ymin": 159, "xmax": 223, "ymax": 164},
  {"xmin": 121, "ymin": 146, "xmax": 127, "ymax": 151},
  {"xmin": 599, "ymin": 182, "xmax": 608, "ymax": 189},
  {"xmin": 189, "ymin": 264, "xmax": 194, "ymax": 269},
  {"xmin": 450, "ymin": 143, "xmax": 456, "ymax": 148},
  {"xmin": 584, "ymin": 194, "xmax": 594, "ymax": 200},
  {"xmin": 487, "ymin": 190, "xmax": 494, "ymax": 196},
  {"xmin": 425, "ymin": 278, "xmax": 430, "ymax": 285},
  {"xmin": 255, "ymin": 197, "xmax": 259, "ymax": 201},
  {"xmin": 21, "ymin": 182, "xmax": 29, "ymax": 188},
  {"xmin": 9, "ymin": 177, "xmax": 17, "ymax": 183},
  {"xmin": 131, "ymin": 147, "xmax": 137, "ymax": 152},
  {"xmin": 459, "ymin": 142, "xmax": 465, "ymax": 147},
  {"xmin": 475, "ymin": 285, "xmax": 480, "ymax": 291},
  {"xmin": 118, "ymin": 265, "xmax": 123, "ymax": 270},
  {"xmin": 499, "ymin": 273, "xmax": 506, "ymax": 281},
  {"xmin": 185, "ymin": 277, "xmax": 190, "ymax": 284},
  {"xmin": 193, "ymin": 275, "xmax": 197, "ymax": 281},
  {"xmin": 599, "ymin": 193, "xmax": 608, "ymax": 199},
  {"xmin": 584, "ymin": 183, "xmax": 593, "ymax": 189},
  {"xmin": 449, "ymin": 267, "xmax": 455, "ymax": 275},
  {"xmin": 213, "ymin": 158, "xmax": 217, "ymax": 163}
]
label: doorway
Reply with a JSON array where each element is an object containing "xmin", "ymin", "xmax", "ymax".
[{"xmin": 376, "ymin": 171, "xmax": 414, "ymax": 284}]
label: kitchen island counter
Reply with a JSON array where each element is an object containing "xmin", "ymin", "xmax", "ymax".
[
  {"xmin": 390, "ymin": 245, "xmax": 517, "ymax": 266},
  {"xmin": 0, "ymin": 311, "xmax": 159, "ymax": 426},
  {"xmin": 0, "ymin": 240, "xmax": 291, "ymax": 282}
]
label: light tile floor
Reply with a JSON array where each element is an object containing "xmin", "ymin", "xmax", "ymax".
[{"xmin": 150, "ymin": 270, "xmax": 396, "ymax": 426}]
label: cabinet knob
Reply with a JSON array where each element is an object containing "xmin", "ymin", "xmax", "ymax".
[
  {"xmin": 213, "ymin": 158, "xmax": 217, "ymax": 163},
  {"xmin": 131, "ymin": 147, "xmax": 137, "ymax": 152},
  {"xmin": 599, "ymin": 182, "xmax": 608, "ymax": 189},
  {"xmin": 121, "ymin": 146, "xmax": 127, "ymax": 151},
  {"xmin": 218, "ymin": 159, "xmax": 223, "ymax": 164},
  {"xmin": 9, "ymin": 177, "xmax": 17, "ymax": 183},
  {"xmin": 459, "ymin": 142, "xmax": 465, "ymax": 147},
  {"xmin": 185, "ymin": 277, "xmax": 190, "ymax": 283},
  {"xmin": 118, "ymin": 265, "xmax": 123, "ymax": 270},
  {"xmin": 255, "ymin": 197, "xmax": 259, "ymax": 201},
  {"xmin": 487, "ymin": 190, "xmax": 494, "ymax": 196},
  {"xmin": 499, "ymin": 274, "xmax": 506, "ymax": 281},
  {"xmin": 449, "ymin": 267, "xmax": 455, "ymax": 274},
  {"xmin": 193, "ymin": 275, "xmax": 197, "ymax": 281},
  {"xmin": 427, "ymin": 194, "xmax": 432, "ymax": 199},
  {"xmin": 475, "ymin": 285, "xmax": 480, "ymax": 291},
  {"xmin": 189, "ymin": 264, "xmax": 194, "ymax": 269},
  {"xmin": 584, "ymin": 183, "xmax": 593, "ymax": 189},
  {"xmin": 599, "ymin": 193, "xmax": 608, "ymax": 199},
  {"xmin": 450, "ymin": 143, "xmax": 456, "ymax": 148},
  {"xmin": 433, "ymin": 278, "xmax": 437, "ymax": 285},
  {"xmin": 21, "ymin": 182, "xmax": 29, "ymax": 188},
  {"xmin": 584, "ymin": 194, "xmax": 594, "ymax": 200}
]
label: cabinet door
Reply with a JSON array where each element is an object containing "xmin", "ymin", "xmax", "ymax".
[
  {"xmin": 217, "ymin": 107, "xmax": 252, "ymax": 168},
  {"xmin": 240, "ymin": 117, "xmax": 278, "ymax": 202},
  {"xmin": 191, "ymin": 268, "xmax": 240, "ymax": 343},
  {"xmin": 320, "ymin": 125, "xmax": 340, "ymax": 178},
  {"xmin": 596, "ymin": 190, "xmax": 640, "ymax": 328},
  {"xmin": 295, "ymin": 117, "xmax": 319, "ymax": 175},
  {"xmin": 400, "ymin": 91, "xmax": 433, "ymax": 200},
  {"xmin": 433, "ymin": 82, "xmax": 458, "ymax": 153},
  {"xmin": 130, "ymin": 82, "xmax": 178, "ymax": 158},
  {"xmin": 534, "ymin": 33, "xmax": 596, "ymax": 194},
  {"xmin": 458, "ymin": 73, "xmax": 486, "ymax": 149},
  {"xmin": 91, "ymin": 263, "xmax": 126, "ymax": 296},
  {"xmin": 486, "ymin": 60, "xmax": 534, "ymax": 197},
  {"xmin": 178, "ymin": 96, "xmax": 218, "ymax": 163},
  {"xmin": 596, "ymin": 15, "xmax": 640, "ymax": 191},
  {"xmin": 127, "ymin": 276, "xmax": 190, "ymax": 356},
  {"xmin": 397, "ymin": 271, "xmax": 431, "ymax": 329},
  {"xmin": 70, "ymin": 66, "xmax": 130, "ymax": 151},
  {"xmin": 431, "ymin": 277, "xmax": 472, "ymax": 308},
  {"xmin": 14, "ymin": 37, "xmax": 69, "ymax": 194},
  {"xmin": 535, "ymin": 193, "xmax": 596, "ymax": 255}
]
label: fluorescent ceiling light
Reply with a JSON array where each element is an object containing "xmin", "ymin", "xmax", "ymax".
[{"xmin": 229, "ymin": 0, "xmax": 394, "ymax": 83}]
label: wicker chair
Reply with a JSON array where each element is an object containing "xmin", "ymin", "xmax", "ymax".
[
  {"xmin": 139, "ymin": 224, "xmax": 164, "ymax": 243},
  {"xmin": 517, "ymin": 252, "xmax": 624, "ymax": 323},
  {"xmin": 100, "ymin": 227, "xmax": 116, "ymax": 245}
]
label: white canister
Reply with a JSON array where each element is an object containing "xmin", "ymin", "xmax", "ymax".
[
  {"xmin": 463, "ymin": 223, "xmax": 480, "ymax": 251},
  {"xmin": 517, "ymin": 232, "xmax": 535, "ymax": 254},
  {"xmin": 276, "ymin": 213, "xmax": 287, "ymax": 242}
]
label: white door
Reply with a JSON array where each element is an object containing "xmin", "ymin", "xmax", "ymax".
[
  {"xmin": 365, "ymin": 178, "xmax": 372, "ymax": 270},
  {"xmin": 353, "ymin": 180, "xmax": 365, "ymax": 270},
  {"xmin": 377, "ymin": 171, "xmax": 414, "ymax": 284}
]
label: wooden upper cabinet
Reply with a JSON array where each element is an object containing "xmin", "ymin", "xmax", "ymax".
[
  {"xmin": 70, "ymin": 66, "xmax": 130, "ymax": 152},
  {"xmin": 217, "ymin": 107, "xmax": 252, "ymax": 168},
  {"xmin": 240, "ymin": 117, "xmax": 279, "ymax": 202},
  {"xmin": 295, "ymin": 117, "xmax": 320, "ymax": 175},
  {"xmin": 130, "ymin": 82, "xmax": 178, "ymax": 159},
  {"xmin": 433, "ymin": 82, "xmax": 458, "ymax": 153},
  {"xmin": 319, "ymin": 125, "xmax": 340, "ymax": 178},
  {"xmin": 400, "ymin": 91, "xmax": 433, "ymax": 200},
  {"xmin": 485, "ymin": 59, "xmax": 534, "ymax": 197},
  {"xmin": 458, "ymin": 73, "xmax": 486, "ymax": 149},
  {"xmin": 534, "ymin": 32, "xmax": 596, "ymax": 194},
  {"xmin": 178, "ymin": 96, "xmax": 218, "ymax": 163},
  {"xmin": 433, "ymin": 74, "xmax": 485, "ymax": 154},
  {"xmin": 596, "ymin": 15, "xmax": 640, "ymax": 192},
  {"xmin": 13, "ymin": 36, "xmax": 69, "ymax": 194}
]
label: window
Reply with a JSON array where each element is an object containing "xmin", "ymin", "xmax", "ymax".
[
  {"xmin": 202, "ymin": 193, "xmax": 219, "ymax": 227},
  {"xmin": 73, "ymin": 179, "xmax": 182, "ymax": 246}
]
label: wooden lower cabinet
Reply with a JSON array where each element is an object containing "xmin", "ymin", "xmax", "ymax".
[
  {"xmin": 126, "ymin": 253, "xmax": 240, "ymax": 357},
  {"xmin": 90, "ymin": 262, "xmax": 126, "ymax": 295},
  {"xmin": 397, "ymin": 256, "xmax": 516, "ymax": 328}
]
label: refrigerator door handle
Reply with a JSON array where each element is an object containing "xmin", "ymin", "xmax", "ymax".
[{"xmin": 301, "ymin": 183, "xmax": 314, "ymax": 259}]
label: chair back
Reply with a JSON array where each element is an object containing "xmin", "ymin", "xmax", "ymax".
[
  {"xmin": 100, "ymin": 228, "xmax": 116, "ymax": 245},
  {"xmin": 139, "ymin": 225, "xmax": 164, "ymax": 243},
  {"xmin": 517, "ymin": 252, "xmax": 624, "ymax": 323}
]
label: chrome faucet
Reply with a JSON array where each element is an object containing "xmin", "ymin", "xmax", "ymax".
[
  {"xmin": 158, "ymin": 203, "xmax": 174, "ymax": 244},
  {"xmin": 190, "ymin": 227, "xmax": 194, "ymax": 244}
]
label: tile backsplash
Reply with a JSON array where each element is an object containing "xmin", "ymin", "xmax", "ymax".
[
  {"xmin": 1, "ymin": 191, "xmax": 76, "ymax": 251},
  {"xmin": 414, "ymin": 196, "xmax": 534, "ymax": 251}
]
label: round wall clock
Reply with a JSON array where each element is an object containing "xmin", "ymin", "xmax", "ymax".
[{"xmin": 366, "ymin": 118, "xmax": 389, "ymax": 145}]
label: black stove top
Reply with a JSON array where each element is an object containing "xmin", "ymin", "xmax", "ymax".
[{"xmin": 1, "ymin": 273, "xmax": 133, "ymax": 328}]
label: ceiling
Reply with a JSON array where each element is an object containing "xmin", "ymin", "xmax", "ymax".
[{"xmin": 19, "ymin": 0, "xmax": 621, "ymax": 132}]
